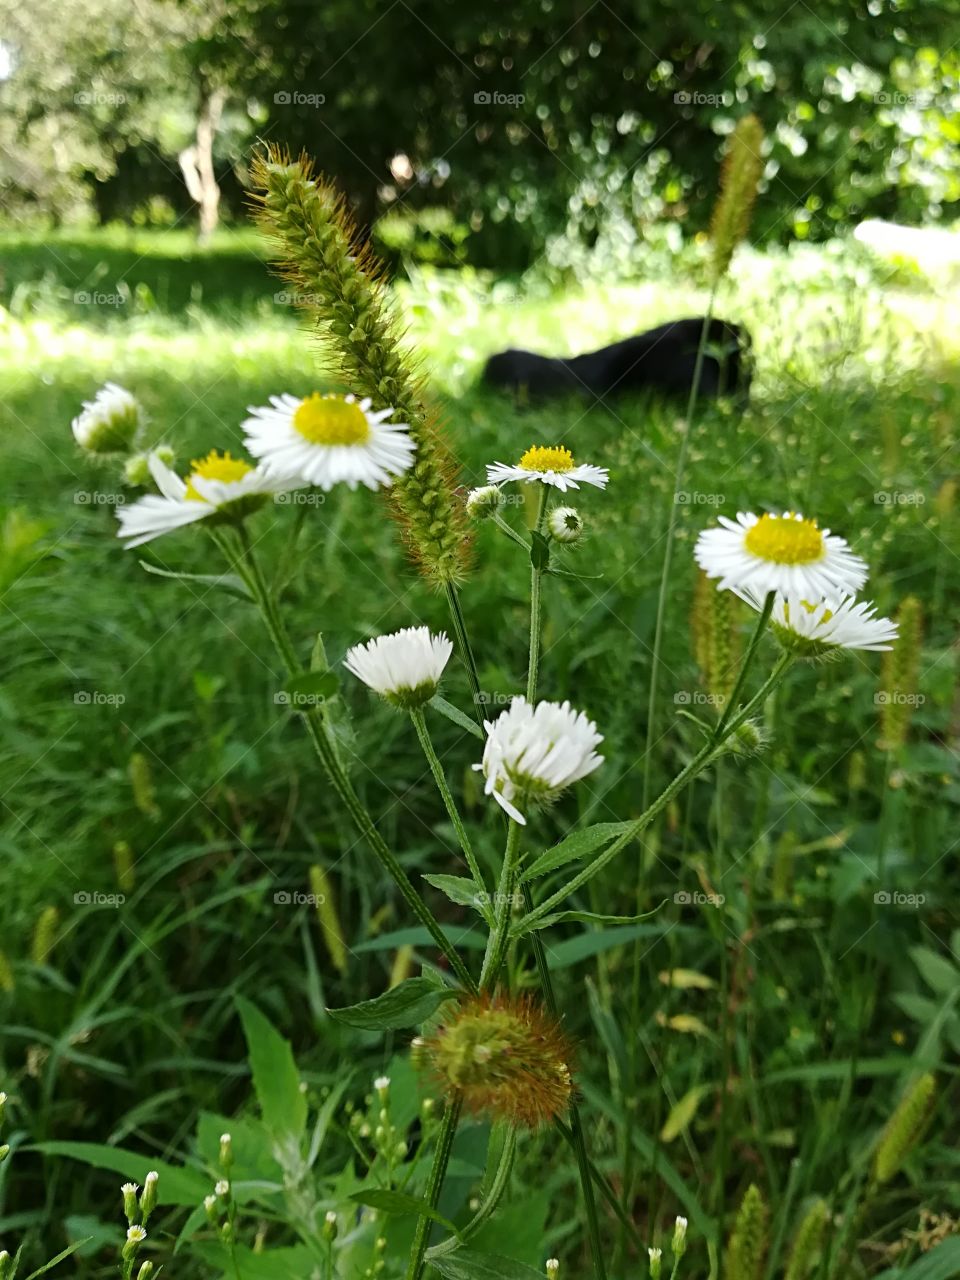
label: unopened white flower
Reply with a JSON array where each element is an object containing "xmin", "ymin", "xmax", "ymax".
[
  {"xmin": 344, "ymin": 626, "xmax": 453, "ymax": 709},
  {"xmin": 545, "ymin": 1261, "xmax": 560, "ymax": 1278},
  {"xmin": 673, "ymin": 1215, "xmax": 688, "ymax": 1255},
  {"xmin": 547, "ymin": 506, "xmax": 583, "ymax": 543},
  {"xmin": 486, "ymin": 445, "xmax": 609, "ymax": 493},
  {"xmin": 737, "ymin": 586, "xmax": 898, "ymax": 657},
  {"xmin": 466, "ymin": 484, "xmax": 502, "ymax": 519},
  {"xmin": 215, "ymin": 1179, "xmax": 230, "ymax": 1197},
  {"xmin": 374, "ymin": 1075, "xmax": 391, "ymax": 1101},
  {"xmin": 116, "ymin": 450, "xmax": 281, "ymax": 548},
  {"xmin": 125, "ymin": 1225, "xmax": 147, "ymax": 1244},
  {"xmin": 648, "ymin": 1246, "xmax": 662, "ymax": 1277},
  {"xmin": 695, "ymin": 511, "xmax": 867, "ymax": 599},
  {"xmin": 72, "ymin": 382, "xmax": 141, "ymax": 454},
  {"xmin": 474, "ymin": 696, "xmax": 604, "ymax": 824},
  {"xmin": 242, "ymin": 392, "xmax": 415, "ymax": 490}
]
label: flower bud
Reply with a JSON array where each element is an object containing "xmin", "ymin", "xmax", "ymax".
[
  {"xmin": 373, "ymin": 1075, "xmax": 390, "ymax": 1104},
  {"xmin": 203, "ymin": 1194, "xmax": 219, "ymax": 1225},
  {"xmin": 322, "ymin": 1210, "xmax": 338, "ymax": 1242},
  {"xmin": 673, "ymin": 1216, "xmax": 688, "ymax": 1256},
  {"xmin": 545, "ymin": 1260, "xmax": 560, "ymax": 1278},
  {"xmin": 0, "ymin": 1250, "xmax": 11, "ymax": 1280},
  {"xmin": 0, "ymin": 1091, "xmax": 8, "ymax": 1122},
  {"xmin": 547, "ymin": 506, "xmax": 583, "ymax": 544},
  {"xmin": 219, "ymin": 1132, "xmax": 233, "ymax": 1170},
  {"xmin": 139, "ymin": 1171, "xmax": 159, "ymax": 1220},
  {"xmin": 466, "ymin": 485, "xmax": 502, "ymax": 521},
  {"xmin": 121, "ymin": 1182, "xmax": 139, "ymax": 1224},
  {"xmin": 0, "ymin": 1145, "xmax": 9, "ymax": 1164},
  {"xmin": 648, "ymin": 1246, "xmax": 662, "ymax": 1278},
  {"xmin": 72, "ymin": 383, "xmax": 141, "ymax": 455},
  {"xmin": 122, "ymin": 1226, "xmax": 147, "ymax": 1260},
  {"xmin": 215, "ymin": 1179, "xmax": 230, "ymax": 1202},
  {"xmin": 137, "ymin": 1262, "xmax": 154, "ymax": 1280}
]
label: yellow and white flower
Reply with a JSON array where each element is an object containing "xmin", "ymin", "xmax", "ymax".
[
  {"xmin": 737, "ymin": 586, "xmax": 899, "ymax": 657},
  {"xmin": 72, "ymin": 382, "xmax": 141, "ymax": 454},
  {"xmin": 116, "ymin": 450, "xmax": 279, "ymax": 548},
  {"xmin": 474, "ymin": 696, "xmax": 604, "ymax": 825},
  {"xmin": 695, "ymin": 511, "xmax": 868, "ymax": 599},
  {"xmin": 486, "ymin": 445, "xmax": 609, "ymax": 493},
  {"xmin": 344, "ymin": 626, "xmax": 453, "ymax": 709},
  {"xmin": 242, "ymin": 392, "xmax": 415, "ymax": 490}
]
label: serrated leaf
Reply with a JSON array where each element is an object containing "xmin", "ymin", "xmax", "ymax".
[
  {"xmin": 138, "ymin": 560, "xmax": 251, "ymax": 600},
  {"xmin": 429, "ymin": 1248, "xmax": 546, "ymax": 1279},
  {"xmin": 660, "ymin": 1086, "xmax": 709, "ymax": 1142},
  {"xmin": 429, "ymin": 695, "xmax": 484, "ymax": 739},
  {"xmin": 910, "ymin": 946, "xmax": 960, "ymax": 996},
  {"xmin": 349, "ymin": 1189, "xmax": 460, "ymax": 1235},
  {"xmin": 327, "ymin": 977, "xmax": 459, "ymax": 1030},
  {"xmin": 513, "ymin": 902, "xmax": 665, "ymax": 937},
  {"xmin": 520, "ymin": 822, "xmax": 634, "ymax": 883},
  {"xmin": 423, "ymin": 873, "xmax": 490, "ymax": 919},
  {"xmin": 236, "ymin": 997, "xmax": 307, "ymax": 1147}
]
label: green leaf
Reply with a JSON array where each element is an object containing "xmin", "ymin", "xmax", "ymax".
[
  {"xmin": 529, "ymin": 530, "xmax": 551, "ymax": 571},
  {"xmin": 236, "ymin": 996, "xmax": 307, "ymax": 1146},
  {"xmin": 349, "ymin": 1188, "xmax": 460, "ymax": 1235},
  {"xmin": 893, "ymin": 993, "xmax": 942, "ymax": 1025},
  {"xmin": 29, "ymin": 1142, "xmax": 208, "ymax": 1205},
  {"xmin": 520, "ymin": 822, "xmax": 634, "ymax": 883},
  {"xmin": 429, "ymin": 695, "xmax": 484, "ymax": 739},
  {"xmin": 423, "ymin": 873, "xmax": 490, "ymax": 919},
  {"xmin": 353, "ymin": 927, "xmax": 487, "ymax": 953},
  {"xmin": 327, "ymin": 977, "xmax": 459, "ymax": 1030},
  {"xmin": 910, "ymin": 946, "xmax": 960, "ymax": 996},
  {"xmin": 544, "ymin": 922, "xmax": 676, "ymax": 969},
  {"xmin": 429, "ymin": 1248, "xmax": 546, "ymax": 1279},
  {"xmin": 281, "ymin": 669, "xmax": 339, "ymax": 703},
  {"xmin": 514, "ymin": 903, "xmax": 665, "ymax": 937},
  {"xmin": 22, "ymin": 1240, "xmax": 93, "ymax": 1280},
  {"xmin": 660, "ymin": 1086, "xmax": 709, "ymax": 1142},
  {"xmin": 138, "ymin": 560, "xmax": 251, "ymax": 600}
]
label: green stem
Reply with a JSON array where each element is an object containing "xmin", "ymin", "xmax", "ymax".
[
  {"xmin": 406, "ymin": 1095, "xmax": 463, "ymax": 1280},
  {"xmin": 526, "ymin": 487, "xmax": 550, "ymax": 703},
  {"xmin": 711, "ymin": 590, "xmax": 774, "ymax": 741},
  {"xmin": 445, "ymin": 580, "xmax": 484, "ymax": 711},
  {"xmin": 492, "ymin": 512, "xmax": 533, "ymax": 553},
  {"xmin": 410, "ymin": 706, "xmax": 488, "ymax": 897},
  {"xmin": 226, "ymin": 526, "xmax": 477, "ymax": 994},
  {"xmin": 426, "ymin": 1127, "xmax": 518, "ymax": 1260},
  {"xmin": 479, "ymin": 819, "xmax": 522, "ymax": 990}
]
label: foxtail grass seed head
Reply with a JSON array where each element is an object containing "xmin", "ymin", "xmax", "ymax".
[
  {"xmin": 547, "ymin": 506, "xmax": 584, "ymax": 543},
  {"xmin": 725, "ymin": 1184, "xmax": 769, "ymax": 1280},
  {"xmin": 466, "ymin": 484, "xmax": 503, "ymax": 520},
  {"xmin": 784, "ymin": 1199, "xmax": 828, "ymax": 1280},
  {"xmin": 344, "ymin": 626, "xmax": 453, "ymax": 709},
  {"xmin": 0, "ymin": 954, "xmax": 12, "ymax": 995},
  {"xmin": 309, "ymin": 863, "xmax": 348, "ymax": 975},
  {"xmin": 487, "ymin": 445, "xmax": 609, "ymax": 492},
  {"xmin": 673, "ymin": 1216, "xmax": 689, "ymax": 1257},
  {"xmin": 691, "ymin": 571, "xmax": 742, "ymax": 708},
  {"xmin": 247, "ymin": 147, "xmax": 470, "ymax": 585},
  {"xmin": 737, "ymin": 587, "xmax": 898, "ymax": 659},
  {"xmin": 113, "ymin": 840, "xmax": 136, "ymax": 893},
  {"xmin": 475, "ymin": 696, "xmax": 604, "ymax": 825},
  {"xmin": 31, "ymin": 905, "xmax": 59, "ymax": 967},
  {"xmin": 879, "ymin": 595, "xmax": 923, "ymax": 750},
  {"xmin": 129, "ymin": 752, "xmax": 159, "ymax": 820},
  {"xmin": 139, "ymin": 1171, "xmax": 158, "ymax": 1220},
  {"xmin": 423, "ymin": 995, "xmax": 574, "ymax": 1129},
  {"xmin": 116, "ymin": 450, "xmax": 282, "ymax": 548},
  {"xmin": 709, "ymin": 114, "xmax": 764, "ymax": 280},
  {"xmin": 72, "ymin": 383, "xmax": 141, "ymax": 455},
  {"xmin": 873, "ymin": 1072, "xmax": 936, "ymax": 1184},
  {"xmin": 695, "ymin": 511, "xmax": 868, "ymax": 600},
  {"xmin": 648, "ymin": 1247, "xmax": 663, "ymax": 1278}
]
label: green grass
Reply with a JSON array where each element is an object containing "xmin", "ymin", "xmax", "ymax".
[{"xmin": 1, "ymin": 228, "xmax": 959, "ymax": 1276}]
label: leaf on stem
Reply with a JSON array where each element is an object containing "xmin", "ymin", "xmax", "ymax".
[{"xmin": 327, "ymin": 976, "xmax": 460, "ymax": 1030}]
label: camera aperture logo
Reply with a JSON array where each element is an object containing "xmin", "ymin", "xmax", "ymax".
[
  {"xmin": 74, "ymin": 891, "xmax": 125, "ymax": 907},
  {"xmin": 273, "ymin": 90, "xmax": 325, "ymax": 108},
  {"xmin": 473, "ymin": 89, "xmax": 525, "ymax": 107},
  {"xmin": 273, "ymin": 890, "xmax": 326, "ymax": 906}
]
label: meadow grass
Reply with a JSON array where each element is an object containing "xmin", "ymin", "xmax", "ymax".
[{"xmin": 1, "ymin": 228, "xmax": 958, "ymax": 1274}]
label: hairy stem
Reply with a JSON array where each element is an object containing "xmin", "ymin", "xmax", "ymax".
[
  {"xmin": 410, "ymin": 706, "xmax": 488, "ymax": 897},
  {"xmin": 406, "ymin": 1094, "xmax": 463, "ymax": 1280}
]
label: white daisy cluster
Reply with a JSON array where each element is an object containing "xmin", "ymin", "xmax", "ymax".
[
  {"xmin": 695, "ymin": 510, "xmax": 897, "ymax": 658},
  {"xmin": 344, "ymin": 626, "xmax": 453, "ymax": 709},
  {"xmin": 474, "ymin": 696, "xmax": 604, "ymax": 824}
]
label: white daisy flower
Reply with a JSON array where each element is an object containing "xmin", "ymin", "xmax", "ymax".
[
  {"xmin": 695, "ymin": 510, "xmax": 868, "ymax": 599},
  {"xmin": 547, "ymin": 505, "xmax": 584, "ymax": 543},
  {"xmin": 116, "ymin": 450, "xmax": 279, "ymax": 548},
  {"xmin": 474, "ymin": 696, "xmax": 604, "ymax": 825},
  {"xmin": 343, "ymin": 626, "xmax": 453, "ymax": 709},
  {"xmin": 242, "ymin": 392, "xmax": 416, "ymax": 490},
  {"xmin": 737, "ymin": 586, "xmax": 898, "ymax": 657},
  {"xmin": 72, "ymin": 382, "xmax": 141, "ymax": 454},
  {"xmin": 486, "ymin": 445, "xmax": 609, "ymax": 493}
]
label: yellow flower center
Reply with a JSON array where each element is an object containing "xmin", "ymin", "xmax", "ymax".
[
  {"xmin": 184, "ymin": 451, "xmax": 253, "ymax": 501},
  {"xmin": 744, "ymin": 513, "xmax": 824, "ymax": 564},
  {"xmin": 519, "ymin": 445, "xmax": 574, "ymax": 473},
  {"xmin": 293, "ymin": 394, "xmax": 370, "ymax": 446}
]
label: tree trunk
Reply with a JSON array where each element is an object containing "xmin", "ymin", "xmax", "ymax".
[{"xmin": 178, "ymin": 86, "xmax": 226, "ymax": 243}]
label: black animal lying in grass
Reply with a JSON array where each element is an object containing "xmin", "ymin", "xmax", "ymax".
[{"xmin": 483, "ymin": 317, "xmax": 750, "ymax": 400}]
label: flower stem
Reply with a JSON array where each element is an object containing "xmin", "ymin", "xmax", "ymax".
[
  {"xmin": 426, "ymin": 1126, "xmax": 517, "ymax": 1260},
  {"xmin": 526, "ymin": 487, "xmax": 550, "ymax": 702},
  {"xmin": 409, "ymin": 706, "xmax": 488, "ymax": 898},
  {"xmin": 406, "ymin": 1093, "xmax": 463, "ymax": 1280},
  {"xmin": 445, "ymin": 580, "xmax": 484, "ymax": 711},
  {"xmin": 224, "ymin": 526, "xmax": 476, "ymax": 993},
  {"xmin": 711, "ymin": 589, "xmax": 774, "ymax": 741},
  {"xmin": 479, "ymin": 818, "xmax": 522, "ymax": 990}
]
